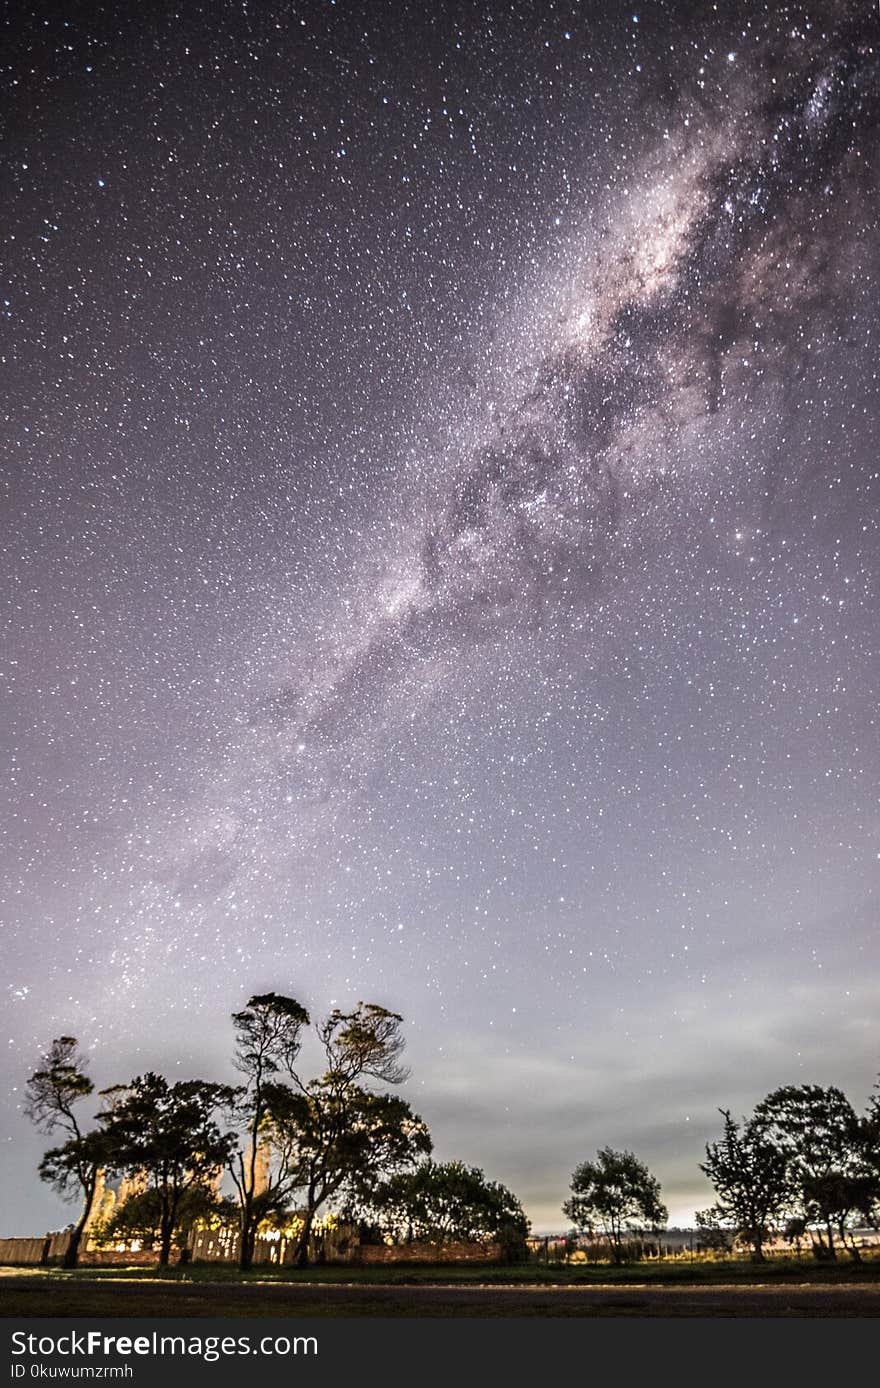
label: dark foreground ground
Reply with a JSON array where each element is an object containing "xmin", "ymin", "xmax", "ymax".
[{"xmin": 2, "ymin": 1270, "xmax": 880, "ymax": 1317}]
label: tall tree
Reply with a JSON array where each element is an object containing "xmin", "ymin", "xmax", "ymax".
[
  {"xmin": 563, "ymin": 1147, "xmax": 667, "ymax": 1263},
  {"xmin": 99, "ymin": 1074, "xmax": 236, "ymax": 1266},
  {"xmin": 753, "ymin": 1084, "xmax": 861, "ymax": 1261},
  {"xmin": 699, "ymin": 1109, "xmax": 789, "ymax": 1261},
  {"xmin": 248, "ymin": 1001, "xmax": 431, "ymax": 1267},
  {"xmin": 25, "ymin": 1037, "xmax": 105, "ymax": 1268},
  {"xmin": 228, "ymin": 993, "xmax": 310, "ymax": 1271}
]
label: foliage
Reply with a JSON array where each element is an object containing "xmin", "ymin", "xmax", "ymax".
[
  {"xmin": 694, "ymin": 1206, "xmax": 735, "ymax": 1254},
  {"xmin": 228, "ymin": 994, "xmax": 430, "ymax": 1268},
  {"xmin": 91, "ymin": 1184, "xmax": 223, "ymax": 1253},
  {"xmin": 782, "ymin": 1215, "xmax": 809, "ymax": 1254},
  {"xmin": 24, "ymin": 1037, "xmax": 94, "ymax": 1134},
  {"xmin": 752, "ymin": 1084, "xmax": 862, "ymax": 1260},
  {"xmin": 563, "ymin": 1148, "xmax": 667, "ymax": 1263},
  {"xmin": 851, "ymin": 1081, "xmax": 880, "ymax": 1229},
  {"xmin": 228, "ymin": 993, "xmax": 311, "ymax": 1270},
  {"xmin": 25, "ymin": 1025, "xmax": 880, "ymax": 1278},
  {"xmin": 272, "ymin": 1082, "xmax": 429, "ymax": 1204},
  {"xmin": 316, "ymin": 1003, "xmax": 409, "ymax": 1086},
  {"xmin": 99, "ymin": 1074, "xmax": 236, "ymax": 1266},
  {"xmin": 262, "ymin": 1076, "xmax": 431, "ymax": 1266},
  {"xmin": 358, "ymin": 1159, "xmax": 530, "ymax": 1258},
  {"xmin": 232, "ymin": 993, "xmax": 311, "ymax": 1082},
  {"xmin": 37, "ymin": 1131, "xmax": 109, "ymax": 1206},
  {"xmin": 699, "ymin": 1109, "xmax": 789, "ymax": 1261},
  {"xmin": 25, "ymin": 1038, "xmax": 104, "ymax": 1268}
]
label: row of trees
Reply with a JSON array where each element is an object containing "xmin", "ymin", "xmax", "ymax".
[
  {"xmin": 561, "ymin": 1082, "xmax": 880, "ymax": 1264},
  {"xmin": 27, "ymin": 1004, "xmax": 879, "ymax": 1271},
  {"xmin": 25, "ymin": 994, "xmax": 527, "ymax": 1269}
]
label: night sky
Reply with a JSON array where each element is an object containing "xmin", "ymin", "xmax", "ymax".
[{"xmin": 2, "ymin": 0, "xmax": 879, "ymax": 1236}]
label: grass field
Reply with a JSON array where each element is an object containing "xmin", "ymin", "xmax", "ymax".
[
  {"xmin": 2, "ymin": 1257, "xmax": 879, "ymax": 1317},
  {"xmin": 5, "ymin": 1253, "xmax": 880, "ymax": 1285}
]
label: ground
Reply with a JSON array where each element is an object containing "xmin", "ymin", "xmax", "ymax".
[{"xmin": 1, "ymin": 1260, "xmax": 879, "ymax": 1317}]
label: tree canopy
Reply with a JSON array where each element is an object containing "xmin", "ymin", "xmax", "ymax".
[
  {"xmin": 698, "ymin": 1109, "xmax": 789, "ymax": 1260},
  {"xmin": 99, "ymin": 1074, "xmax": 236, "ymax": 1266},
  {"xmin": 359, "ymin": 1159, "xmax": 530, "ymax": 1258},
  {"xmin": 91, "ymin": 1184, "xmax": 224, "ymax": 1259},
  {"xmin": 225, "ymin": 993, "xmax": 430, "ymax": 1268},
  {"xmin": 228, "ymin": 992, "xmax": 311, "ymax": 1270},
  {"xmin": 752, "ymin": 1084, "xmax": 862, "ymax": 1260},
  {"xmin": 25, "ymin": 1037, "xmax": 105, "ymax": 1268},
  {"xmin": 563, "ymin": 1148, "xmax": 667, "ymax": 1262}
]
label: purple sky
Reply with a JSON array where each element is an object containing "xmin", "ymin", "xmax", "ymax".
[{"xmin": 2, "ymin": 0, "xmax": 878, "ymax": 1234}]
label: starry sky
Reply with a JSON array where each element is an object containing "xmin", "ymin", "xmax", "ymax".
[{"xmin": 2, "ymin": 0, "xmax": 879, "ymax": 1236}]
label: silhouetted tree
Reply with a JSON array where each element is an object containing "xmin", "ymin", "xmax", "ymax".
[
  {"xmin": 563, "ymin": 1148, "xmax": 667, "ymax": 1263},
  {"xmin": 699, "ymin": 1109, "xmax": 789, "ymax": 1261},
  {"xmin": 270, "ymin": 1080, "xmax": 431, "ymax": 1265},
  {"xmin": 99, "ymin": 1074, "xmax": 235, "ymax": 1266},
  {"xmin": 227, "ymin": 996, "xmax": 430, "ymax": 1268},
  {"xmin": 753, "ymin": 1085, "xmax": 861, "ymax": 1261},
  {"xmin": 25, "ymin": 1037, "xmax": 106, "ymax": 1268},
  {"xmin": 694, "ymin": 1206, "xmax": 735, "ymax": 1254},
  {"xmin": 228, "ymin": 993, "xmax": 310, "ymax": 1271},
  {"xmin": 264, "ymin": 1003, "xmax": 430, "ymax": 1267},
  {"xmin": 358, "ymin": 1159, "xmax": 530, "ymax": 1259},
  {"xmin": 91, "ymin": 1183, "xmax": 223, "ymax": 1261},
  {"xmin": 852, "ymin": 1079, "xmax": 880, "ymax": 1232}
]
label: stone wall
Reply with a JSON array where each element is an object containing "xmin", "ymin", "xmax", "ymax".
[
  {"xmin": 0, "ymin": 1228, "xmax": 503, "ymax": 1267},
  {"xmin": 78, "ymin": 1249, "xmax": 162, "ymax": 1266},
  {"xmin": 190, "ymin": 1224, "xmax": 358, "ymax": 1266},
  {"xmin": 358, "ymin": 1240, "xmax": 503, "ymax": 1264}
]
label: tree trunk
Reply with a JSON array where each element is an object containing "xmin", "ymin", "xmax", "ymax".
[
  {"xmin": 295, "ymin": 1207, "xmax": 315, "ymax": 1268},
  {"xmin": 157, "ymin": 1185, "xmax": 180, "ymax": 1268},
  {"xmin": 63, "ymin": 1224, "xmax": 84, "ymax": 1270},
  {"xmin": 825, "ymin": 1219, "xmax": 837, "ymax": 1261},
  {"xmin": 841, "ymin": 1223, "xmax": 861, "ymax": 1263},
  {"xmin": 64, "ymin": 1166, "xmax": 99, "ymax": 1269},
  {"xmin": 239, "ymin": 1108, "xmax": 261, "ymax": 1273},
  {"xmin": 159, "ymin": 1213, "xmax": 173, "ymax": 1268},
  {"xmin": 239, "ymin": 1225, "xmax": 256, "ymax": 1272},
  {"xmin": 239, "ymin": 1199, "xmax": 255, "ymax": 1271}
]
